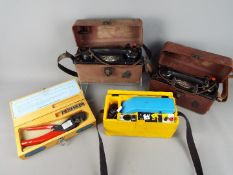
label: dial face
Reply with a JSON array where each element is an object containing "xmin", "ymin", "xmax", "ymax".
[
  {"xmin": 100, "ymin": 55, "xmax": 121, "ymax": 62},
  {"xmin": 175, "ymin": 79, "xmax": 193, "ymax": 89}
]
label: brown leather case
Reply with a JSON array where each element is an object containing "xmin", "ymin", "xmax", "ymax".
[
  {"xmin": 150, "ymin": 41, "xmax": 233, "ymax": 114},
  {"xmin": 72, "ymin": 19, "xmax": 143, "ymax": 48},
  {"xmin": 72, "ymin": 19, "xmax": 143, "ymax": 83}
]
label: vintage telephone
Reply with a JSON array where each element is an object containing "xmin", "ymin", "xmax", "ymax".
[
  {"xmin": 155, "ymin": 66, "xmax": 219, "ymax": 99},
  {"xmin": 74, "ymin": 44, "xmax": 142, "ymax": 65}
]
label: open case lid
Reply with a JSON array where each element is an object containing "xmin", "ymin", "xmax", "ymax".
[
  {"xmin": 72, "ymin": 19, "xmax": 143, "ymax": 47},
  {"xmin": 9, "ymin": 80, "xmax": 84, "ymax": 127},
  {"xmin": 159, "ymin": 41, "xmax": 233, "ymax": 82}
]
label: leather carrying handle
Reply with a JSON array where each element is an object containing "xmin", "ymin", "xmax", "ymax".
[
  {"xmin": 229, "ymin": 72, "xmax": 233, "ymax": 78},
  {"xmin": 217, "ymin": 73, "xmax": 233, "ymax": 102},
  {"xmin": 57, "ymin": 51, "xmax": 78, "ymax": 77},
  {"xmin": 217, "ymin": 78, "xmax": 228, "ymax": 102}
]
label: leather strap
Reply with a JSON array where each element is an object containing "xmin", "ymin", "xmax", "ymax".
[
  {"xmin": 178, "ymin": 112, "xmax": 203, "ymax": 175},
  {"xmin": 57, "ymin": 51, "xmax": 78, "ymax": 77},
  {"xmin": 217, "ymin": 78, "xmax": 228, "ymax": 102},
  {"xmin": 97, "ymin": 111, "xmax": 203, "ymax": 175},
  {"xmin": 217, "ymin": 73, "xmax": 233, "ymax": 102},
  {"xmin": 142, "ymin": 44, "xmax": 152, "ymax": 59},
  {"xmin": 96, "ymin": 125, "xmax": 108, "ymax": 175},
  {"xmin": 217, "ymin": 71, "xmax": 233, "ymax": 102},
  {"xmin": 143, "ymin": 44, "xmax": 153, "ymax": 73}
]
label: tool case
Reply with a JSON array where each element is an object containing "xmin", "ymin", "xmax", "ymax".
[
  {"xmin": 150, "ymin": 41, "xmax": 233, "ymax": 114},
  {"xmin": 103, "ymin": 90, "xmax": 179, "ymax": 138},
  {"xmin": 58, "ymin": 19, "xmax": 152, "ymax": 83},
  {"xmin": 9, "ymin": 80, "xmax": 96, "ymax": 159}
]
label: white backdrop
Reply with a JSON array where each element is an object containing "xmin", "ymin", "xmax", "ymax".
[
  {"xmin": 1, "ymin": 0, "xmax": 233, "ymax": 83},
  {"xmin": 0, "ymin": 0, "xmax": 232, "ymax": 175}
]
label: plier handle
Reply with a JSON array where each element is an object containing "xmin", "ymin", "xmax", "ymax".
[{"xmin": 21, "ymin": 112, "xmax": 87, "ymax": 147}]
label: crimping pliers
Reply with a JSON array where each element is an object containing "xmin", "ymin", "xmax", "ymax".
[{"xmin": 21, "ymin": 112, "xmax": 87, "ymax": 147}]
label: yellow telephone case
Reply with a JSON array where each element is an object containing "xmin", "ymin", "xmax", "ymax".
[
  {"xmin": 103, "ymin": 90, "xmax": 179, "ymax": 138},
  {"xmin": 9, "ymin": 80, "xmax": 96, "ymax": 159}
]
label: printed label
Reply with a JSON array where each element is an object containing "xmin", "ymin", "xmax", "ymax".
[
  {"xmin": 61, "ymin": 102, "xmax": 85, "ymax": 115},
  {"xmin": 11, "ymin": 80, "xmax": 80, "ymax": 118}
]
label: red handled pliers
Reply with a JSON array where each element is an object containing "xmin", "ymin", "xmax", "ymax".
[{"xmin": 21, "ymin": 112, "xmax": 87, "ymax": 147}]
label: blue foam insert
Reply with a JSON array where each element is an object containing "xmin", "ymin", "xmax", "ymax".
[
  {"xmin": 25, "ymin": 146, "xmax": 46, "ymax": 157},
  {"xmin": 121, "ymin": 97, "xmax": 175, "ymax": 114}
]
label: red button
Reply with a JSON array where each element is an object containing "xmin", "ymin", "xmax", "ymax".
[{"xmin": 169, "ymin": 117, "xmax": 174, "ymax": 121}]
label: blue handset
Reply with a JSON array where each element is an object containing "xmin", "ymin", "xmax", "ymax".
[{"xmin": 121, "ymin": 97, "xmax": 175, "ymax": 114}]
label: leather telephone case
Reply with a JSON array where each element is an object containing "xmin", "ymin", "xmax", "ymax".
[
  {"xmin": 58, "ymin": 19, "xmax": 151, "ymax": 83},
  {"xmin": 149, "ymin": 42, "xmax": 233, "ymax": 114}
]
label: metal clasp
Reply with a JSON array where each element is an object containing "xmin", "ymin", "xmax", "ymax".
[
  {"xmin": 103, "ymin": 20, "xmax": 112, "ymax": 25},
  {"xmin": 58, "ymin": 137, "xmax": 68, "ymax": 146},
  {"xmin": 104, "ymin": 67, "xmax": 113, "ymax": 76},
  {"xmin": 191, "ymin": 54, "xmax": 200, "ymax": 59}
]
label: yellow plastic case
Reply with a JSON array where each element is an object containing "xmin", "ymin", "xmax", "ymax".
[
  {"xmin": 103, "ymin": 90, "xmax": 179, "ymax": 138},
  {"xmin": 9, "ymin": 80, "xmax": 96, "ymax": 159}
]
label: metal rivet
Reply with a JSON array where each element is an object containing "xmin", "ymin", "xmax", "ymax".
[
  {"xmin": 104, "ymin": 67, "xmax": 113, "ymax": 76},
  {"xmin": 122, "ymin": 71, "xmax": 131, "ymax": 78},
  {"xmin": 191, "ymin": 54, "xmax": 200, "ymax": 59}
]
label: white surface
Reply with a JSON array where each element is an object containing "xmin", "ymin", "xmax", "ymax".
[
  {"xmin": 1, "ymin": 80, "xmax": 233, "ymax": 175},
  {"xmin": 0, "ymin": 0, "xmax": 233, "ymax": 175},
  {"xmin": 11, "ymin": 80, "xmax": 80, "ymax": 118}
]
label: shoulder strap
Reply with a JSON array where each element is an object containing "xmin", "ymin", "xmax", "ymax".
[
  {"xmin": 97, "ymin": 111, "xmax": 203, "ymax": 175},
  {"xmin": 57, "ymin": 51, "xmax": 78, "ymax": 77},
  {"xmin": 96, "ymin": 125, "xmax": 108, "ymax": 175},
  {"xmin": 178, "ymin": 111, "xmax": 203, "ymax": 175},
  {"xmin": 142, "ymin": 44, "xmax": 153, "ymax": 73},
  {"xmin": 142, "ymin": 44, "xmax": 152, "ymax": 59}
]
